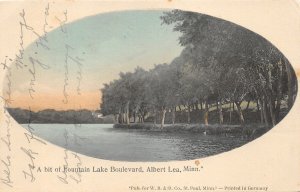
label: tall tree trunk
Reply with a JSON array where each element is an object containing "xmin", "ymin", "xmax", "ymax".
[
  {"xmin": 120, "ymin": 107, "xmax": 125, "ymax": 124},
  {"xmin": 229, "ymin": 102, "xmax": 232, "ymax": 124},
  {"xmin": 200, "ymin": 101, "xmax": 203, "ymax": 110},
  {"xmin": 235, "ymin": 102, "xmax": 245, "ymax": 125},
  {"xmin": 258, "ymin": 99, "xmax": 264, "ymax": 124},
  {"xmin": 125, "ymin": 101, "xmax": 130, "ymax": 124},
  {"xmin": 122, "ymin": 112, "xmax": 125, "ymax": 124},
  {"xmin": 142, "ymin": 115, "xmax": 144, "ymax": 123},
  {"xmin": 217, "ymin": 100, "xmax": 224, "ymax": 124},
  {"xmin": 203, "ymin": 100, "xmax": 209, "ymax": 126},
  {"xmin": 115, "ymin": 114, "xmax": 120, "ymax": 124},
  {"xmin": 133, "ymin": 113, "xmax": 136, "ymax": 123},
  {"xmin": 246, "ymin": 100, "xmax": 250, "ymax": 110},
  {"xmin": 283, "ymin": 58, "xmax": 293, "ymax": 110},
  {"xmin": 275, "ymin": 59, "xmax": 283, "ymax": 121},
  {"xmin": 262, "ymin": 97, "xmax": 269, "ymax": 127},
  {"xmin": 118, "ymin": 108, "xmax": 122, "ymax": 124},
  {"xmin": 187, "ymin": 102, "xmax": 191, "ymax": 124},
  {"xmin": 141, "ymin": 111, "xmax": 145, "ymax": 123},
  {"xmin": 195, "ymin": 101, "xmax": 199, "ymax": 111},
  {"xmin": 268, "ymin": 97, "xmax": 276, "ymax": 127},
  {"xmin": 266, "ymin": 67, "xmax": 276, "ymax": 127},
  {"xmin": 171, "ymin": 106, "xmax": 176, "ymax": 125},
  {"xmin": 153, "ymin": 109, "xmax": 157, "ymax": 125},
  {"xmin": 161, "ymin": 107, "xmax": 167, "ymax": 129},
  {"xmin": 124, "ymin": 113, "xmax": 126, "ymax": 124}
]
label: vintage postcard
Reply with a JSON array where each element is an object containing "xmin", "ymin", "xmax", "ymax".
[{"xmin": 0, "ymin": 0, "xmax": 299, "ymax": 191}]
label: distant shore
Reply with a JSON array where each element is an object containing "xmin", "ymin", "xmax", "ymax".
[
  {"xmin": 6, "ymin": 108, "xmax": 116, "ymax": 124},
  {"xmin": 113, "ymin": 123, "xmax": 268, "ymax": 137}
]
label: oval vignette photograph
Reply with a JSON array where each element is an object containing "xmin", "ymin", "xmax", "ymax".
[{"xmin": 3, "ymin": 9, "xmax": 297, "ymax": 162}]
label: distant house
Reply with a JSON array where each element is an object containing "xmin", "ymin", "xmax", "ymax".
[{"xmin": 92, "ymin": 111, "xmax": 103, "ymax": 118}]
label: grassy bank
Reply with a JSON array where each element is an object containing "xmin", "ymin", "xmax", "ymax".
[{"xmin": 113, "ymin": 123, "xmax": 268, "ymax": 137}]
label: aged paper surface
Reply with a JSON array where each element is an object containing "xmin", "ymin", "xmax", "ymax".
[{"xmin": 0, "ymin": 0, "xmax": 299, "ymax": 191}]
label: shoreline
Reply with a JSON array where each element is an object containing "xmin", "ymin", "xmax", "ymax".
[{"xmin": 113, "ymin": 123, "xmax": 269, "ymax": 136}]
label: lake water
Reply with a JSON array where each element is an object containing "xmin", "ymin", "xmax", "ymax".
[{"xmin": 21, "ymin": 124, "xmax": 253, "ymax": 162}]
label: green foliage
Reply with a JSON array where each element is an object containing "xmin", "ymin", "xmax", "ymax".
[{"xmin": 100, "ymin": 10, "xmax": 297, "ymax": 127}]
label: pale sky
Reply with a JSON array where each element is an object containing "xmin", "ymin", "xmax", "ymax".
[{"xmin": 4, "ymin": 10, "xmax": 183, "ymax": 111}]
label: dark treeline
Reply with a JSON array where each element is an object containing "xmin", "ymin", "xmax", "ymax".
[
  {"xmin": 100, "ymin": 10, "xmax": 297, "ymax": 128},
  {"xmin": 7, "ymin": 108, "xmax": 115, "ymax": 124}
]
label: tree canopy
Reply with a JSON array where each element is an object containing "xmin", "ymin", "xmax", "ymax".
[{"xmin": 100, "ymin": 10, "xmax": 297, "ymax": 128}]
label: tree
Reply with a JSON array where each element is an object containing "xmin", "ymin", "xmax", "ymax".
[
  {"xmin": 101, "ymin": 9, "xmax": 297, "ymax": 128},
  {"xmin": 161, "ymin": 9, "xmax": 297, "ymax": 127}
]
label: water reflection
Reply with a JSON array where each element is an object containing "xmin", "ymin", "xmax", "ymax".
[{"xmin": 22, "ymin": 124, "xmax": 253, "ymax": 162}]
